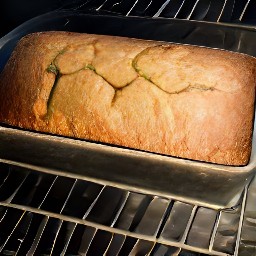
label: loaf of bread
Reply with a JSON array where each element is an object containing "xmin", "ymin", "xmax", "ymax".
[{"xmin": 0, "ymin": 31, "xmax": 255, "ymax": 165}]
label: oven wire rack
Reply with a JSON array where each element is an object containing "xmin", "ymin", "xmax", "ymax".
[{"xmin": 0, "ymin": 163, "xmax": 255, "ymax": 255}]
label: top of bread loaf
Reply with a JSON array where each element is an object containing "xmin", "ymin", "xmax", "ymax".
[{"xmin": 0, "ymin": 31, "xmax": 256, "ymax": 166}]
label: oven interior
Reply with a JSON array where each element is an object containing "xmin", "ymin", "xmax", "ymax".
[{"xmin": 0, "ymin": 0, "xmax": 256, "ymax": 255}]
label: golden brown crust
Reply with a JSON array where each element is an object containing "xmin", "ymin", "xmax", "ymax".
[{"xmin": 0, "ymin": 31, "xmax": 255, "ymax": 166}]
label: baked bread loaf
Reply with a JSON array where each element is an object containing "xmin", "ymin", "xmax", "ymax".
[{"xmin": 0, "ymin": 31, "xmax": 255, "ymax": 165}]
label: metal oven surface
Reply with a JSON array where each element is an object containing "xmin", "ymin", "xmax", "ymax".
[{"xmin": 0, "ymin": 161, "xmax": 254, "ymax": 256}]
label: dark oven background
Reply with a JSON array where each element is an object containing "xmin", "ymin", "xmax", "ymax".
[{"xmin": 0, "ymin": 0, "xmax": 256, "ymax": 38}]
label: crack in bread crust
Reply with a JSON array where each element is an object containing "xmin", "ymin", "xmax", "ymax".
[
  {"xmin": 46, "ymin": 72, "xmax": 61, "ymax": 118},
  {"xmin": 46, "ymin": 44, "xmax": 223, "ymax": 116}
]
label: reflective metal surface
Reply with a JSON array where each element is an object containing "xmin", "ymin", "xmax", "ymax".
[{"xmin": 0, "ymin": 162, "xmax": 253, "ymax": 255}]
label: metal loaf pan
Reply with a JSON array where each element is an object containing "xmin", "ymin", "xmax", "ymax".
[{"xmin": 1, "ymin": 10, "xmax": 256, "ymax": 209}]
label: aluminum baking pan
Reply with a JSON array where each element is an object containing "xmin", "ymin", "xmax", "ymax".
[{"xmin": 1, "ymin": 10, "xmax": 256, "ymax": 209}]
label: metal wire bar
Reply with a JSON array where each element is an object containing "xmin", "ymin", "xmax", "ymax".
[
  {"xmin": 186, "ymin": 0, "xmax": 200, "ymax": 20},
  {"xmin": 174, "ymin": 0, "xmax": 186, "ymax": 18},
  {"xmin": 104, "ymin": 233, "xmax": 126, "ymax": 255},
  {"xmin": 0, "ymin": 211, "xmax": 26, "ymax": 253},
  {"xmin": 160, "ymin": 202, "xmax": 194, "ymax": 242},
  {"xmin": 234, "ymin": 187, "xmax": 248, "ymax": 256},
  {"xmin": 186, "ymin": 207, "xmax": 218, "ymax": 248},
  {"xmin": 236, "ymin": 178, "xmax": 256, "ymax": 255},
  {"xmin": 189, "ymin": 0, "xmax": 211, "ymax": 20},
  {"xmin": 26, "ymin": 215, "xmax": 49, "ymax": 255},
  {"xmin": 49, "ymin": 219, "xmax": 64, "ymax": 256},
  {"xmin": 110, "ymin": 191, "xmax": 130, "ymax": 227},
  {"xmin": 153, "ymin": 0, "xmax": 171, "ymax": 17},
  {"xmin": 239, "ymin": 0, "xmax": 251, "ymax": 21},
  {"xmin": 217, "ymin": 0, "xmax": 228, "ymax": 21}
]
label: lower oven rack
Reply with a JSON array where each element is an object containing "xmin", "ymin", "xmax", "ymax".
[{"xmin": 0, "ymin": 162, "xmax": 255, "ymax": 256}]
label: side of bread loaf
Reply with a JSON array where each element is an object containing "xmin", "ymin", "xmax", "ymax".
[{"xmin": 0, "ymin": 31, "xmax": 255, "ymax": 165}]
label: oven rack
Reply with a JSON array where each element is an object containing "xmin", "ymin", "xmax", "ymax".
[
  {"xmin": 62, "ymin": 0, "xmax": 256, "ymax": 24},
  {"xmin": 0, "ymin": 162, "xmax": 255, "ymax": 255}
]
